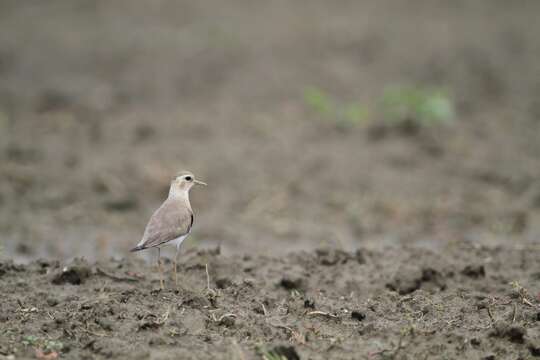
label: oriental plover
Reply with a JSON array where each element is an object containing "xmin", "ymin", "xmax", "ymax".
[{"xmin": 130, "ymin": 171, "xmax": 206, "ymax": 289}]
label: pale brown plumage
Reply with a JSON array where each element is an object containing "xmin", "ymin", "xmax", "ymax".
[
  {"xmin": 131, "ymin": 199, "xmax": 193, "ymax": 251},
  {"xmin": 129, "ymin": 170, "xmax": 206, "ymax": 289}
]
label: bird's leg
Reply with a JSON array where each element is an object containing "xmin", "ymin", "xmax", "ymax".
[
  {"xmin": 157, "ymin": 247, "xmax": 164, "ymax": 290},
  {"xmin": 174, "ymin": 245, "xmax": 179, "ymax": 287}
]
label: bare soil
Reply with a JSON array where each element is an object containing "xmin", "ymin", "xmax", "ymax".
[
  {"xmin": 2, "ymin": 244, "xmax": 540, "ymax": 359},
  {"xmin": 1, "ymin": 1, "xmax": 540, "ymax": 359}
]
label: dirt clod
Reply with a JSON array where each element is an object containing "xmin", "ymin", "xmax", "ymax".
[
  {"xmin": 270, "ymin": 345, "xmax": 300, "ymax": 360},
  {"xmin": 354, "ymin": 249, "xmax": 366, "ymax": 264},
  {"xmin": 315, "ymin": 248, "xmax": 350, "ymax": 266},
  {"xmin": 529, "ymin": 340, "xmax": 540, "ymax": 357},
  {"xmin": 304, "ymin": 299, "xmax": 315, "ymax": 309},
  {"xmin": 386, "ymin": 266, "xmax": 445, "ymax": 295},
  {"xmin": 46, "ymin": 297, "xmax": 59, "ymax": 307},
  {"xmin": 490, "ymin": 321, "xmax": 526, "ymax": 344},
  {"xmin": 51, "ymin": 259, "xmax": 91, "ymax": 285},
  {"xmin": 462, "ymin": 265, "xmax": 486, "ymax": 278},
  {"xmin": 215, "ymin": 277, "xmax": 233, "ymax": 289},
  {"xmin": 218, "ymin": 315, "xmax": 235, "ymax": 327},
  {"xmin": 351, "ymin": 311, "xmax": 366, "ymax": 321},
  {"xmin": 280, "ymin": 277, "xmax": 304, "ymax": 291}
]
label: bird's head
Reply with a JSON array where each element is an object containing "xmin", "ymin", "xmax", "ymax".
[{"xmin": 170, "ymin": 170, "xmax": 206, "ymax": 196}]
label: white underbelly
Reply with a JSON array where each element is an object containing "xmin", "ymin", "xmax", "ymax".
[{"xmin": 164, "ymin": 234, "xmax": 188, "ymax": 249}]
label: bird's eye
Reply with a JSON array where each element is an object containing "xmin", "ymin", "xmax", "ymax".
[{"xmin": 185, "ymin": 176, "xmax": 193, "ymax": 181}]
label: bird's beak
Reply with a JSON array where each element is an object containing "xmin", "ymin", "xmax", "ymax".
[{"xmin": 194, "ymin": 180, "xmax": 207, "ymax": 186}]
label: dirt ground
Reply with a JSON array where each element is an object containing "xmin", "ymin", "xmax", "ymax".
[
  {"xmin": 1, "ymin": 1, "xmax": 540, "ymax": 359},
  {"xmin": 2, "ymin": 244, "xmax": 540, "ymax": 359}
]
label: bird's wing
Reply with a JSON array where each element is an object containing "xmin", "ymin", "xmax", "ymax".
[{"xmin": 137, "ymin": 199, "xmax": 193, "ymax": 249}]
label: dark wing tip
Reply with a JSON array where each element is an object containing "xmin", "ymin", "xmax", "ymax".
[{"xmin": 130, "ymin": 245, "xmax": 146, "ymax": 252}]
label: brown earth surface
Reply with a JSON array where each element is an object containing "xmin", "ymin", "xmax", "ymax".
[
  {"xmin": 1, "ymin": 1, "xmax": 540, "ymax": 359},
  {"xmin": 2, "ymin": 244, "xmax": 540, "ymax": 359}
]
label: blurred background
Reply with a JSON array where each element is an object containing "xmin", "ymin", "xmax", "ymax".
[{"xmin": 1, "ymin": 1, "xmax": 540, "ymax": 262}]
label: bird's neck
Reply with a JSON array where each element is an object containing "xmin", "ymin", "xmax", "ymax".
[{"xmin": 168, "ymin": 188, "xmax": 192, "ymax": 208}]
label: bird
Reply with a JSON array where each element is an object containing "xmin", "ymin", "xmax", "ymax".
[{"xmin": 130, "ymin": 170, "xmax": 206, "ymax": 289}]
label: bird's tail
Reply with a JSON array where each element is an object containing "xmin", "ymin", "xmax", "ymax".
[{"xmin": 130, "ymin": 245, "xmax": 145, "ymax": 252}]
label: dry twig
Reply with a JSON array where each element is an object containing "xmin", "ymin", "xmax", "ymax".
[
  {"xmin": 307, "ymin": 310, "xmax": 339, "ymax": 319},
  {"xmin": 269, "ymin": 323, "xmax": 306, "ymax": 344},
  {"xmin": 205, "ymin": 263, "xmax": 217, "ymax": 297},
  {"xmin": 259, "ymin": 302, "xmax": 268, "ymax": 316}
]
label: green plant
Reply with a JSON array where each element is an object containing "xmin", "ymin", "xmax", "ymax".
[
  {"xmin": 22, "ymin": 335, "xmax": 64, "ymax": 352},
  {"xmin": 379, "ymin": 86, "xmax": 454, "ymax": 126},
  {"xmin": 304, "ymin": 87, "xmax": 333, "ymax": 116},
  {"xmin": 255, "ymin": 344, "xmax": 289, "ymax": 360},
  {"xmin": 22, "ymin": 335, "xmax": 39, "ymax": 347},
  {"xmin": 43, "ymin": 340, "xmax": 64, "ymax": 352},
  {"xmin": 260, "ymin": 350, "xmax": 287, "ymax": 360},
  {"xmin": 303, "ymin": 85, "xmax": 454, "ymax": 131},
  {"xmin": 304, "ymin": 87, "xmax": 368, "ymax": 130}
]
